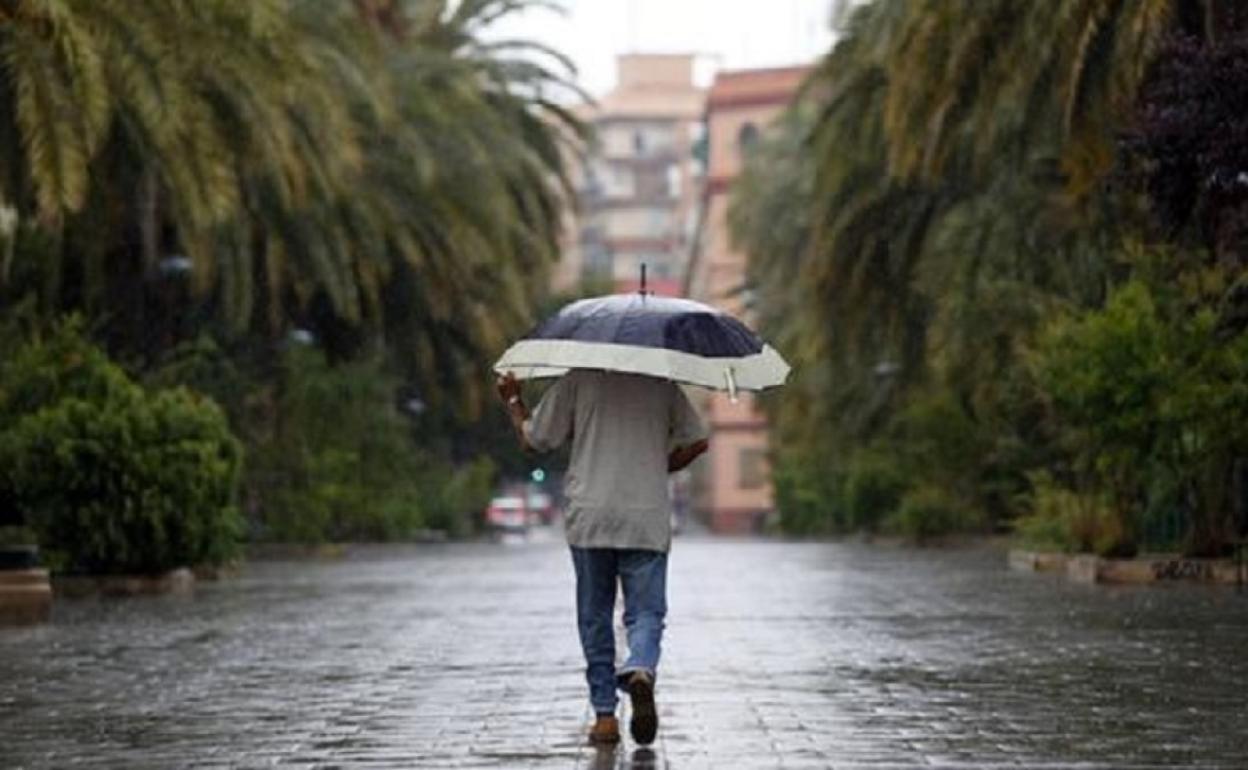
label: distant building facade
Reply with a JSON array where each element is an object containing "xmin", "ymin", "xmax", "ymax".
[
  {"xmin": 684, "ymin": 66, "xmax": 808, "ymax": 534},
  {"xmin": 555, "ymin": 54, "xmax": 705, "ymax": 297},
  {"xmin": 553, "ymin": 59, "xmax": 808, "ymax": 535}
]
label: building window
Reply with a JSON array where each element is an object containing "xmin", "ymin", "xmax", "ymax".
[
  {"xmin": 691, "ymin": 127, "xmax": 709, "ymax": 175},
  {"xmin": 738, "ymin": 122, "xmax": 760, "ymax": 153},
  {"xmin": 634, "ymin": 130, "xmax": 646, "ymax": 155},
  {"xmin": 603, "ymin": 206, "xmax": 672, "ymax": 240},
  {"xmin": 646, "ymin": 208, "xmax": 670, "ymax": 238},
  {"xmin": 738, "ymin": 448, "xmax": 767, "ymax": 490},
  {"xmin": 596, "ymin": 162, "xmax": 635, "ymax": 199},
  {"xmin": 666, "ymin": 164, "xmax": 681, "ymax": 198}
]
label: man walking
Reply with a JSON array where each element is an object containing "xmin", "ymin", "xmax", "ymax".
[{"xmin": 497, "ymin": 370, "xmax": 708, "ymax": 746}]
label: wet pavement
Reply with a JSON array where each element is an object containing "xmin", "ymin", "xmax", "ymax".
[{"xmin": 1, "ymin": 535, "xmax": 1246, "ymax": 769}]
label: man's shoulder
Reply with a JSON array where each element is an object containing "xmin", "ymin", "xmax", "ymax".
[
  {"xmin": 598, "ymin": 371, "xmax": 675, "ymax": 391},
  {"xmin": 565, "ymin": 370, "xmax": 682, "ymax": 401}
]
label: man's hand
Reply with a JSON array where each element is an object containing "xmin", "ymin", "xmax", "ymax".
[
  {"xmin": 668, "ymin": 438, "xmax": 709, "ymax": 473},
  {"xmin": 496, "ymin": 372, "xmax": 522, "ymax": 404},
  {"xmin": 497, "ymin": 373, "xmax": 532, "ymax": 451}
]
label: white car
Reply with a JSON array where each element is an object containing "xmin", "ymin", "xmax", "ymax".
[{"xmin": 485, "ymin": 495, "xmax": 528, "ymax": 532}]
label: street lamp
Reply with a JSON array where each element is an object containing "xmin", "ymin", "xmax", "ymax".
[
  {"xmin": 870, "ymin": 360, "xmax": 901, "ymax": 416},
  {"xmin": 873, "ymin": 360, "xmax": 900, "ymax": 380},
  {"xmin": 0, "ymin": 204, "xmax": 18, "ymax": 286},
  {"xmin": 155, "ymin": 253, "xmax": 194, "ymax": 353},
  {"xmin": 287, "ymin": 328, "xmax": 316, "ymax": 346},
  {"xmin": 158, "ymin": 254, "xmax": 192, "ymax": 276}
]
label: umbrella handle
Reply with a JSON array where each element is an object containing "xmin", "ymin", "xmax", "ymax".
[{"xmin": 723, "ymin": 367, "xmax": 739, "ymax": 404}]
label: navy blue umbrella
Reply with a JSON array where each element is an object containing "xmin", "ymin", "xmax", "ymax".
[{"xmin": 494, "ymin": 292, "xmax": 789, "ymax": 395}]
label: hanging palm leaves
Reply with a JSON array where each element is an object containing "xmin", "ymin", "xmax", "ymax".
[
  {"xmin": 0, "ymin": 0, "xmax": 582, "ymax": 415},
  {"xmin": 731, "ymin": 0, "xmax": 1239, "ymax": 539}
]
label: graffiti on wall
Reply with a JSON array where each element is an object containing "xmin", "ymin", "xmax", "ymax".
[{"xmin": 1150, "ymin": 560, "xmax": 1214, "ymax": 581}]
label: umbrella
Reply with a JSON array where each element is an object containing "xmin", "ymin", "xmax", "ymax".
[{"xmin": 493, "ymin": 292, "xmax": 790, "ymax": 399}]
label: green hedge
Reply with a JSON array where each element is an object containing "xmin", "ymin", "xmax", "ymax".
[
  {"xmin": 1032, "ymin": 280, "xmax": 1248, "ymax": 556},
  {"xmin": 0, "ymin": 321, "xmax": 243, "ymax": 574},
  {"xmin": 884, "ymin": 486, "xmax": 978, "ymax": 543},
  {"xmin": 246, "ymin": 347, "xmax": 494, "ymax": 543}
]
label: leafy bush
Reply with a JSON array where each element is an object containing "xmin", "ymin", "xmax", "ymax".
[
  {"xmin": 1033, "ymin": 279, "xmax": 1248, "ymax": 555},
  {"xmin": 1012, "ymin": 472, "xmax": 1127, "ymax": 555},
  {"xmin": 0, "ymin": 526, "xmax": 37, "ymax": 546},
  {"xmin": 145, "ymin": 336, "xmax": 254, "ymax": 431},
  {"xmin": 843, "ymin": 449, "xmax": 908, "ymax": 533},
  {"xmin": 772, "ymin": 449, "xmax": 847, "ymax": 534},
  {"xmin": 0, "ymin": 317, "xmax": 134, "ymax": 420},
  {"xmin": 0, "ymin": 321, "xmax": 243, "ymax": 574},
  {"xmin": 889, "ymin": 392, "xmax": 994, "ymax": 508},
  {"xmin": 884, "ymin": 485, "xmax": 976, "ymax": 542},
  {"xmin": 419, "ymin": 455, "xmax": 496, "ymax": 537},
  {"xmin": 248, "ymin": 347, "xmax": 494, "ymax": 542}
]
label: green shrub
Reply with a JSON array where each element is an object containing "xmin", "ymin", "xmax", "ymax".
[
  {"xmin": 0, "ymin": 317, "xmax": 134, "ymax": 420},
  {"xmin": 248, "ymin": 347, "xmax": 494, "ymax": 542},
  {"xmin": 1012, "ymin": 472, "xmax": 1132, "ymax": 556},
  {"xmin": 0, "ymin": 322, "xmax": 244, "ymax": 574},
  {"xmin": 420, "ymin": 455, "xmax": 496, "ymax": 537},
  {"xmin": 1033, "ymin": 279, "xmax": 1248, "ymax": 555},
  {"xmin": 1011, "ymin": 506, "xmax": 1069, "ymax": 552},
  {"xmin": 843, "ymin": 449, "xmax": 908, "ymax": 532},
  {"xmin": 0, "ymin": 526, "xmax": 37, "ymax": 546},
  {"xmin": 771, "ymin": 447, "xmax": 911, "ymax": 536},
  {"xmin": 884, "ymin": 486, "xmax": 974, "ymax": 542},
  {"xmin": 772, "ymin": 450, "xmax": 846, "ymax": 534},
  {"xmin": 0, "ymin": 389, "xmax": 243, "ymax": 574},
  {"xmin": 145, "ymin": 335, "xmax": 254, "ymax": 431}
]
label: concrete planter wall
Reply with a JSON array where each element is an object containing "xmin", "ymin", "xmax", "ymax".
[
  {"xmin": 1, "ymin": 541, "xmax": 223, "ymax": 616},
  {"xmin": 0, "ymin": 568, "xmax": 52, "ymax": 625},
  {"xmin": 0, "ymin": 545, "xmax": 52, "ymax": 625},
  {"xmin": 53, "ymin": 567, "xmax": 195, "ymax": 598},
  {"xmin": 1007, "ymin": 549, "xmax": 1069, "ymax": 573},
  {"xmin": 1010, "ymin": 548, "xmax": 1246, "ymax": 585},
  {"xmin": 192, "ymin": 563, "xmax": 241, "ymax": 581}
]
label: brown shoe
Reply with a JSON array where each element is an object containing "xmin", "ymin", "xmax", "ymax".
[
  {"xmin": 626, "ymin": 671, "xmax": 658, "ymax": 745},
  {"xmin": 588, "ymin": 714, "xmax": 620, "ymax": 745}
]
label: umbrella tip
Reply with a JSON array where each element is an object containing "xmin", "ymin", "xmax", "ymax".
[{"xmin": 640, "ymin": 262, "xmax": 647, "ymax": 296}]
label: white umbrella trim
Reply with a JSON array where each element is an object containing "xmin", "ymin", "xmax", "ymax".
[{"xmin": 493, "ymin": 338, "xmax": 791, "ymax": 392}]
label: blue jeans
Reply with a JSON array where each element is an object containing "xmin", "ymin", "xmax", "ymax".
[{"xmin": 569, "ymin": 547, "xmax": 668, "ymax": 715}]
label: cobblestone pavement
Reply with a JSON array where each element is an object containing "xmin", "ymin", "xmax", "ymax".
[{"xmin": 2, "ymin": 536, "xmax": 1247, "ymax": 769}]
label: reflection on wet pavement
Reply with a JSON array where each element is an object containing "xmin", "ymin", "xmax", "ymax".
[{"xmin": 1, "ymin": 538, "xmax": 1246, "ymax": 768}]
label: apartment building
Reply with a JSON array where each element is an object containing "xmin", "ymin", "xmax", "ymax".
[
  {"xmin": 557, "ymin": 54, "xmax": 705, "ymax": 296},
  {"xmin": 684, "ymin": 66, "xmax": 808, "ymax": 533}
]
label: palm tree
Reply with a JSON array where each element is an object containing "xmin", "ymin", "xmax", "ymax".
[
  {"xmin": 2, "ymin": 0, "xmax": 582, "ymax": 419},
  {"xmin": 172, "ymin": 0, "xmax": 582, "ymax": 413},
  {"xmin": 730, "ymin": 0, "xmax": 1211, "ymax": 531},
  {"xmin": 873, "ymin": 0, "xmax": 1243, "ymax": 196},
  {"xmin": 0, "ymin": 0, "xmax": 364, "ymax": 354}
]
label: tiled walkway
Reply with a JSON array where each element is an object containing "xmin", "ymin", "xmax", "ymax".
[{"xmin": 2, "ymin": 537, "xmax": 1246, "ymax": 768}]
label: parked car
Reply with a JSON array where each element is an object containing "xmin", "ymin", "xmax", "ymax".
[{"xmin": 485, "ymin": 495, "xmax": 528, "ymax": 533}]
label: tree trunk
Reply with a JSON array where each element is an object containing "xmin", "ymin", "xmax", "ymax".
[
  {"xmin": 1233, "ymin": 457, "xmax": 1248, "ymax": 539},
  {"xmin": 139, "ymin": 168, "xmax": 159, "ymax": 278},
  {"xmin": 1185, "ymin": 455, "xmax": 1234, "ymax": 557},
  {"xmin": 352, "ymin": 0, "xmax": 407, "ymax": 40},
  {"xmin": 1205, "ymin": 0, "xmax": 1248, "ymax": 41}
]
